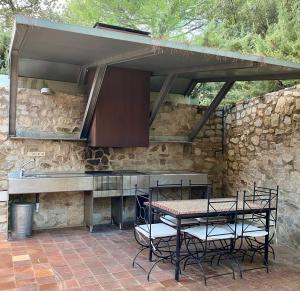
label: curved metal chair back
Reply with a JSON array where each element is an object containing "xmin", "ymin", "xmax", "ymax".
[
  {"xmin": 253, "ymin": 183, "xmax": 279, "ymax": 229},
  {"xmin": 241, "ymin": 190, "xmax": 272, "ymax": 237},
  {"xmin": 204, "ymin": 192, "xmax": 239, "ymax": 245},
  {"xmin": 134, "ymin": 185, "xmax": 152, "ymax": 236},
  {"xmin": 154, "ymin": 179, "xmax": 183, "ymax": 201}
]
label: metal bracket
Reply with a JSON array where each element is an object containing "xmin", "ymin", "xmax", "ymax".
[{"xmin": 188, "ymin": 81, "xmax": 235, "ymax": 142}]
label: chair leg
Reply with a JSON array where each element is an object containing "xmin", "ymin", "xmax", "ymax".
[
  {"xmin": 147, "ymin": 258, "xmax": 164, "ymax": 281},
  {"xmin": 132, "ymin": 246, "xmax": 148, "ymax": 272},
  {"xmin": 196, "ymin": 261, "xmax": 207, "ymax": 286},
  {"xmin": 229, "ymin": 253, "xmax": 243, "ymax": 278}
]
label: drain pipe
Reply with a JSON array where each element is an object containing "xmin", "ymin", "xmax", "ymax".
[{"xmin": 35, "ymin": 193, "xmax": 40, "ymax": 212}]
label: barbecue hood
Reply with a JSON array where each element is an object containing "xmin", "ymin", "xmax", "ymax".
[{"xmin": 87, "ymin": 66, "xmax": 151, "ymax": 147}]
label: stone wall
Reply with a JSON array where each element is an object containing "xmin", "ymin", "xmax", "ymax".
[
  {"xmin": 223, "ymin": 85, "xmax": 300, "ymax": 249},
  {"xmin": 0, "ymin": 86, "xmax": 223, "ymax": 235},
  {"xmin": 3, "ymin": 83, "xmax": 299, "ymax": 249},
  {"xmin": 16, "ymin": 88, "xmax": 86, "ymax": 134}
]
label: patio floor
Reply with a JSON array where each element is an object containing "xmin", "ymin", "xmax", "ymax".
[{"xmin": 0, "ymin": 227, "xmax": 300, "ymax": 291}]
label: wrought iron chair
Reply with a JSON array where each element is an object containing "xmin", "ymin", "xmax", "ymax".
[
  {"xmin": 189, "ymin": 181, "xmax": 228, "ymax": 224},
  {"xmin": 182, "ymin": 194, "xmax": 240, "ymax": 285},
  {"xmin": 132, "ymin": 186, "xmax": 177, "ymax": 280},
  {"xmin": 239, "ymin": 184, "xmax": 279, "ymax": 262},
  {"xmin": 234, "ymin": 190, "xmax": 272, "ymax": 273},
  {"xmin": 155, "ymin": 180, "xmax": 199, "ymax": 227}
]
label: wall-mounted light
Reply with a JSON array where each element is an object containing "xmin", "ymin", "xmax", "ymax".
[{"xmin": 40, "ymin": 87, "xmax": 54, "ymax": 95}]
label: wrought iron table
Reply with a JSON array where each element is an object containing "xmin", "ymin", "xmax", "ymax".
[{"xmin": 150, "ymin": 198, "xmax": 273, "ymax": 281}]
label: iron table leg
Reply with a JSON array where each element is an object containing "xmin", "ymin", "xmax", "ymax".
[{"xmin": 175, "ymin": 217, "xmax": 181, "ymax": 281}]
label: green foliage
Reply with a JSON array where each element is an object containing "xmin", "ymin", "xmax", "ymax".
[
  {"xmin": 0, "ymin": 0, "xmax": 64, "ymax": 73},
  {"xmin": 65, "ymin": 0, "xmax": 300, "ymax": 105},
  {"xmin": 66, "ymin": 0, "xmax": 206, "ymax": 38},
  {"xmin": 0, "ymin": 31, "xmax": 9, "ymax": 73}
]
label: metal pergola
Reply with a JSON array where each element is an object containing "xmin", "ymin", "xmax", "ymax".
[{"xmin": 8, "ymin": 15, "xmax": 300, "ymax": 143}]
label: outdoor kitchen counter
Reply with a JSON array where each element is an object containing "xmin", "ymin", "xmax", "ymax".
[
  {"xmin": 8, "ymin": 171, "xmax": 94, "ymax": 194},
  {"xmin": 7, "ymin": 170, "xmax": 208, "ymax": 194}
]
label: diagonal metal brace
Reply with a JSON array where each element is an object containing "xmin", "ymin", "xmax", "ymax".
[
  {"xmin": 188, "ymin": 81, "xmax": 235, "ymax": 142},
  {"xmin": 80, "ymin": 65, "xmax": 107, "ymax": 138},
  {"xmin": 149, "ymin": 74, "xmax": 177, "ymax": 126}
]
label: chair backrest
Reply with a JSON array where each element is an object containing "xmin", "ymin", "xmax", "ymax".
[
  {"xmin": 254, "ymin": 183, "xmax": 279, "ymax": 228},
  {"xmin": 241, "ymin": 190, "xmax": 272, "ymax": 236},
  {"xmin": 204, "ymin": 192, "xmax": 239, "ymax": 243},
  {"xmin": 189, "ymin": 180, "xmax": 213, "ymax": 199},
  {"xmin": 134, "ymin": 185, "xmax": 152, "ymax": 231},
  {"xmin": 154, "ymin": 179, "xmax": 183, "ymax": 200}
]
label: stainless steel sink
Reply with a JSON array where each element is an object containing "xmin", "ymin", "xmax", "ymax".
[
  {"xmin": 22, "ymin": 172, "xmax": 88, "ymax": 178},
  {"xmin": 8, "ymin": 171, "xmax": 94, "ymax": 194}
]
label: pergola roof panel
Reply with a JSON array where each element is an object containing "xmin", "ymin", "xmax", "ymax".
[{"xmin": 10, "ymin": 15, "xmax": 300, "ymax": 94}]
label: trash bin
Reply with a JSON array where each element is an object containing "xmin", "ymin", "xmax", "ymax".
[{"xmin": 11, "ymin": 202, "xmax": 34, "ymax": 239}]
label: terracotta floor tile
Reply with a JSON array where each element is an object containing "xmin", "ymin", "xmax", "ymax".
[
  {"xmin": 78, "ymin": 275, "xmax": 99, "ymax": 287},
  {"xmin": 80, "ymin": 284, "xmax": 103, "ymax": 291},
  {"xmin": 12, "ymin": 254, "xmax": 31, "ymax": 262},
  {"xmin": 112, "ymin": 271, "xmax": 133, "ymax": 280},
  {"xmin": 15, "ymin": 283, "xmax": 39, "ymax": 291},
  {"xmin": 0, "ymin": 281, "xmax": 16, "ymax": 290},
  {"xmin": 99, "ymin": 280, "xmax": 123, "ymax": 290},
  {"xmin": 62, "ymin": 278, "xmax": 79, "ymax": 289},
  {"xmin": 34, "ymin": 268, "xmax": 54, "ymax": 278},
  {"xmin": 38, "ymin": 283, "xmax": 59, "ymax": 291},
  {"xmin": 36, "ymin": 275, "xmax": 57, "ymax": 285},
  {"xmin": 15, "ymin": 270, "xmax": 35, "ymax": 281},
  {"xmin": 15, "ymin": 278, "xmax": 36, "ymax": 288}
]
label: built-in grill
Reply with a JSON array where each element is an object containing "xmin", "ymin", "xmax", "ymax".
[{"xmin": 84, "ymin": 170, "xmax": 208, "ymax": 231}]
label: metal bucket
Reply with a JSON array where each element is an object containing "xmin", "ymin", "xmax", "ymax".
[{"xmin": 11, "ymin": 202, "xmax": 34, "ymax": 239}]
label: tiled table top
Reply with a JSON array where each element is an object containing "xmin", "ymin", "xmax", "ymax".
[{"xmin": 150, "ymin": 198, "xmax": 265, "ymax": 216}]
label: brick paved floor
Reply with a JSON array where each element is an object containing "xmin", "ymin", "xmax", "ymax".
[{"xmin": 0, "ymin": 227, "xmax": 299, "ymax": 290}]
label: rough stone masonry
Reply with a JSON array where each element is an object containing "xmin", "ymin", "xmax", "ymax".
[
  {"xmin": 0, "ymin": 84, "xmax": 299, "ymax": 250},
  {"xmin": 223, "ymin": 85, "xmax": 300, "ymax": 249},
  {"xmin": 0, "ymin": 87, "xmax": 222, "ymax": 233}
]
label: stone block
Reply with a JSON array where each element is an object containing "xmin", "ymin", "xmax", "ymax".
[
  {"xmin": 230, "ymin": 138, "xmax": 239, "ymax": 144},
  {"xmin": 271, "ymin": 113, "xmax": 280, "ymax": 127},
  {"xmin": 282, "ymin": 154, "xmax": 294, "ymax": 164},
  {"xmin": 250, "ymin": 136, "xmax": 260, "ymax": 146},
  {"xmin": 254, "ymin": 118, "xmax": 262, "ymax": 127}
]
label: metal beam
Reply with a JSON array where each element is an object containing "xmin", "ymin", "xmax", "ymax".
[
  {"xmin": 149, "ymin": 74, "xmax": 177, "ymax": 126},
  {"xmin": 80, "ymin": 65, "xmax": 107, "ymax": 138},
  {"xmin": 9, "ymin": 50, "xmax": 19, "ymax": 136},
  {"xmin": 194, "ymin": 72, "xmax": 300, "ymax": 82},
  {"xmin": 13, "ymin": 130, "xmax": 86, "ymax": 141},
  {"xmin": 188, "ymin": 81, "xmax": 235, "ymax": 142},
  {"xmin": 84, "ymin": 47, "xmax": 160, "ymax": 69},
  {"xmin": 8, "ymin": 23, "xmax": 29, "ymax": 137},
  {"xmin": 155, "ymin": 61, "xmax": 256, "ymax": 75},
  {"xmin": 184, "ymin": 80, "xmax": 198, "ymax": 96}
]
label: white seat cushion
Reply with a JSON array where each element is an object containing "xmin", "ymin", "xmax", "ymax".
[
  {"xmin": 182, "ymin": 225, "xmax": 235, "ymax": 241},
  {"xmin": 233, "ymin": 223, "xmax": 268, "ymax": 237},
  {"xmin": 160, "ymin": 215, "xmax": 199, "ymax": 227},
  {"xmin": 135, "ymin": 223, "xmax": 177, "ymax": 239}
]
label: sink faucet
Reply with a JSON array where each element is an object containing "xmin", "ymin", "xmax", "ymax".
[{"xmin": 19, "ymin": 159, "xmax": 36, "ymax": 178}]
